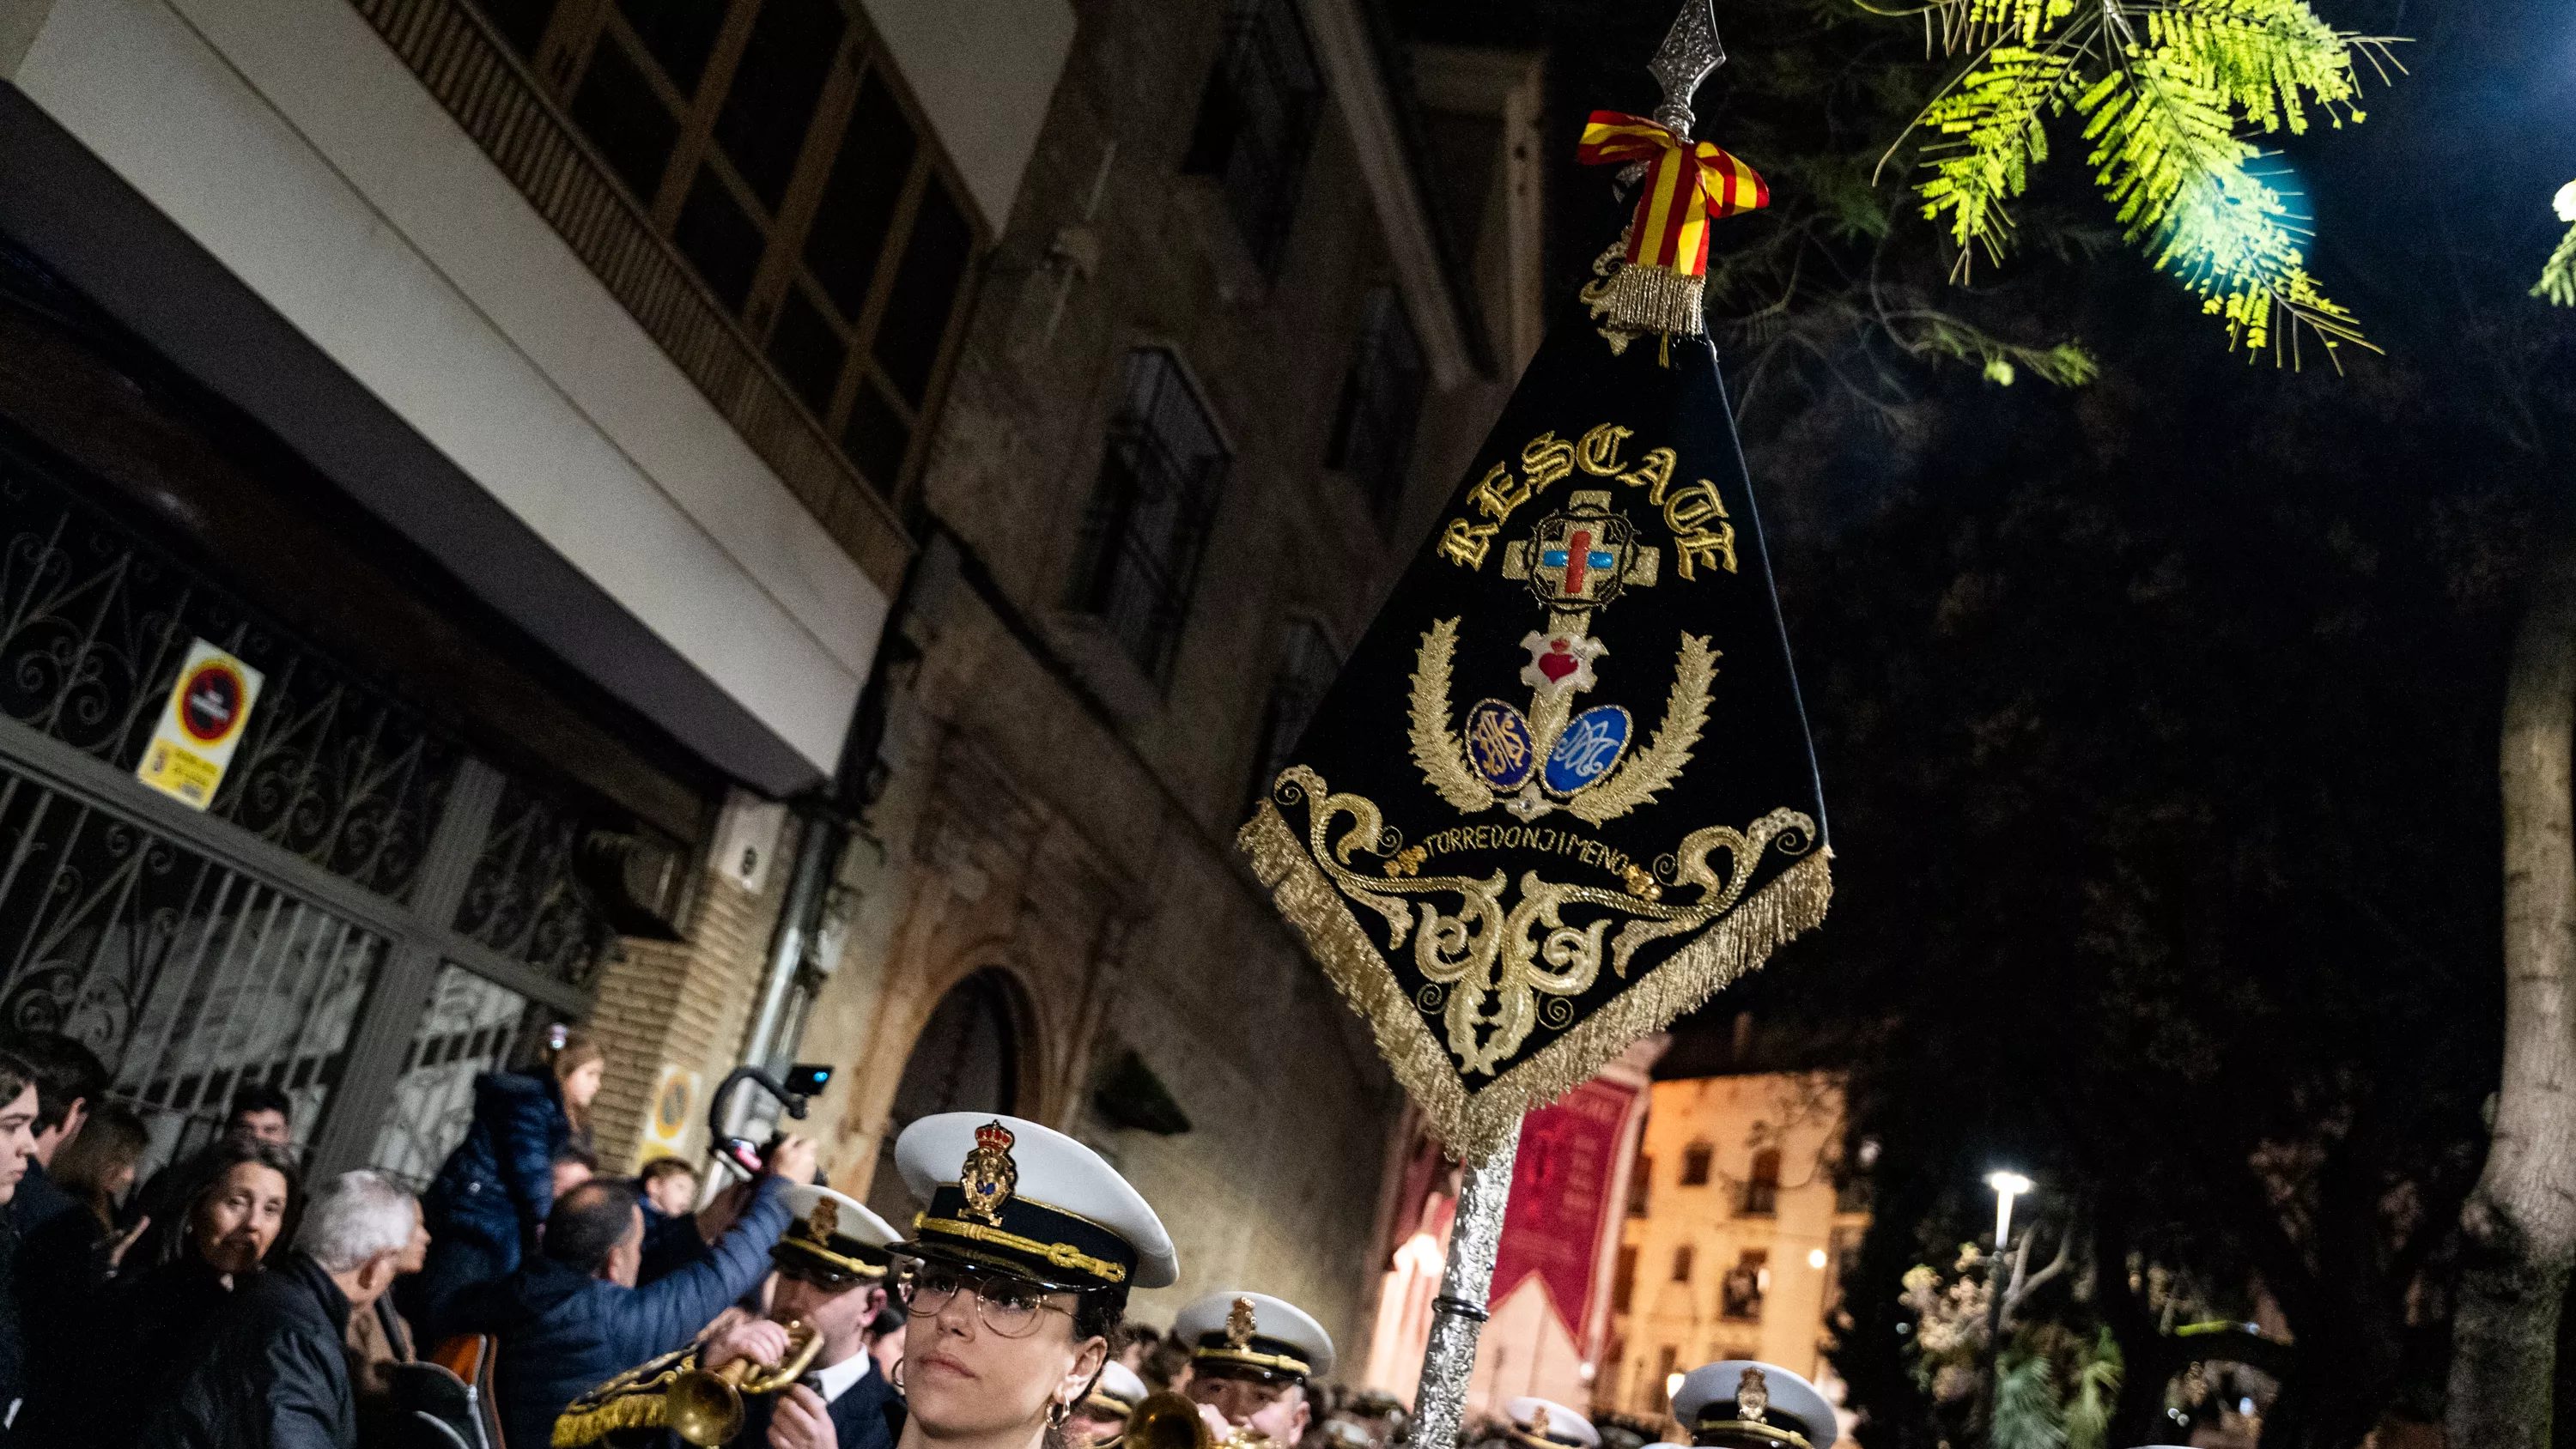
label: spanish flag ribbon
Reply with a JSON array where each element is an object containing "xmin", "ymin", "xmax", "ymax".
[{"xmin": 1577, "ymin": 110, "xmax": 1770, "ymax": 279}]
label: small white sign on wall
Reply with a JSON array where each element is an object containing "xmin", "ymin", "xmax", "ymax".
[{"xmin": 714, "ymin": 791, "xmax": 787, "ymax": 894}]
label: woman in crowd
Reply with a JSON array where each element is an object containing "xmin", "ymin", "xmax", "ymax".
[
  {"xmin": 24, "ymin": 1136, "xmax": 301, "ymax": 1449},
  {"xmin": 46, "ymin": 1100, "xmax": 148, "ymax": 1232},
  {"xmin": 15, "ymin": 1100, "xmax": 154, "ymax": 1379},
  {"xmin": 412, "ymin": 1025, "xmax": 604, "ymax": 1334}
]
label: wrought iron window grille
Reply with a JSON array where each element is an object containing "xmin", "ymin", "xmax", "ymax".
[
  {"xmin": 1070, "ymin": 349, "xmax": 1230, "ymax": 683},
  {"xmin": 1182, "ymin": 0, "xmax": 1324, "ymax": 275},
  {"xmin": 1246, "ymin": 618, "xmax": 1338, "ymax": 812},
  {"xmin": 1326, "ymin": 287, "xmax": 1427, "ymax": 518}
]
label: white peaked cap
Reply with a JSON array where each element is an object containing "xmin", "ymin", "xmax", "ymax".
[
  {"xmin": 1094, "ymin": 1361, "xmax": 1149, "ymax": 1407},
  {"xmin": 893, "ymin": 1113, "xmax": 1179, "ymax": 1288},
  {"xmin": 1173, "ymin": 1290, "xmax": 1338, "ymax": 1380},
  {"xmin": 775, "ymin": 1183, "xmax": 899, "ymax": 1246},
  {"xmin": 1673, "ymin": 1361, "xmax": 1837, "ymax": 1447},
  {"xmin": 1504, "ymin": 1397, "xmax": 1599, "ymax": 1448}
]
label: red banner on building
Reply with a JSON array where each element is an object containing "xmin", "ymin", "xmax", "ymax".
[{"xmin": 1489, "ymin": 1076, "xmax": 1638, "ymax": 1333}]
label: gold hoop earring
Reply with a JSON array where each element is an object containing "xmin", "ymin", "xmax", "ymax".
[{"xmin": 1048, "ymin": 1401, "xmax": 1071, "ymax": 1428}]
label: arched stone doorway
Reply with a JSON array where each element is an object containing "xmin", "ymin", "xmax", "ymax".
[{"xmin": 864, "ymin": 967, "xmax": 1027, "ymax": 1221}]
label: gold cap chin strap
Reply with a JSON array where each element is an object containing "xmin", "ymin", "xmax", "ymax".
[{"xmin": 914, "ymin": 1212, "xmax": 1131, "ymax": 1283}]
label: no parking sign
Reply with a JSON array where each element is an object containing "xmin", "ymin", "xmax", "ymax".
[{"xmin": 136, "ymin": 640, "xmax": 264, "ymax": 809}]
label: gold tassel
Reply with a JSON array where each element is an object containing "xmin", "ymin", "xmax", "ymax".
[{"xmin": 1583, "ymin": 260, "xmax": 1706, "ymax": 340}]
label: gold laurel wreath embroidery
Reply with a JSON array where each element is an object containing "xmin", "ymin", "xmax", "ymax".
[
  {"xmin": 1409, "ymin": 619, "xmax": 1494, "ymax": 812},
  {"xmin": 1408, "ymin": 618, "xmax": 1718, "ymax": 822},
  {"xmin": 1568, "ymin": 633, "xmax": 1716, "ymax": 823}
]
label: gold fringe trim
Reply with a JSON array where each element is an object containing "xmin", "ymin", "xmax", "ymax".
[
  {"xmin": 1583, "ymin": 260, "xmax": 1706, "ymax": 340},
  {"xmin": 1239, "ymin": 801, "xmax": 1832, "ymax": 1162},
  {"xmin": 553, "ymin": 1365, "xmax": 685, "ymax": 1448}
]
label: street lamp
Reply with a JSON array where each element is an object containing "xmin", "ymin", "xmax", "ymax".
[
  {"xmin": 1981, "ymin": 1171, "xmax": 2034, "ymax": 1446},
  {"xmin": 1985, "ymin": 1170, "xmax": 2032, "ymax": 1251}
]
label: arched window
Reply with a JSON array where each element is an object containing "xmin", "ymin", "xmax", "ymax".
[
  {"xmin": 865, "ymin": 967, "xmax": 1023, "ymax": 1219},
  {"xmin": 1680, "ymin": 1141, "xmax": 1713, "ymax": 1185}
]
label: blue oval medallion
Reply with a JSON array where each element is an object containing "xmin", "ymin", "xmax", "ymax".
[
  {"xmin": 1544, "ymin": 706, "xmax": 1632, "ymax": 796},
  {"xmin": 1463, "ymin": 699, "xmax": 1538, "ymax": 792}
]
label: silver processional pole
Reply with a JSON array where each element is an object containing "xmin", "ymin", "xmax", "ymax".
[{"xmin": 1398, "ymin": 7, "xmax": 1727, "ymax": 1447}]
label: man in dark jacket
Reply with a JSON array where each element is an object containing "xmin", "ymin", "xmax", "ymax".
[
  {"xmin": 140, "ymin": 1169, "xmax": 418, "ymax": 1449},
  {"xmin": 0, "ymin": 1051, "xmax": 45, "ymax": 1440},
  {"xmin": 465, "ymin": 1136, "xmax": 814, "ymax": 1449},
  {"xmin": 0, "ymin": 1032, "xmax": 107, "ymax": 1241}
]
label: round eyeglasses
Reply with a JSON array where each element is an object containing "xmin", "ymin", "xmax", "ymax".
[{"xmin": 895, "ymin": 1261, "xmax": 1073, "ymax": 1339}]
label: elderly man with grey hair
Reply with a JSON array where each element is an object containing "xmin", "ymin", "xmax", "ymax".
[{"xmin": 141, "ymin": 1168, "xmax": 423, "ymax": 1449}]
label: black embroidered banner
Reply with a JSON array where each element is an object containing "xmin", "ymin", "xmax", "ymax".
[{"xmin": 1239, "ymin": 323, "xmax": 1830, "ymax": 1160}]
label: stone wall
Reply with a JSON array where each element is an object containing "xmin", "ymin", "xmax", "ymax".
[
  {"xmin": 761, "ymin": 0, "xmax": 1544, "ymax": 1385},
  {"xmin": 589, "ymin": 811, "xmax": 803, "ymax": 1171}
]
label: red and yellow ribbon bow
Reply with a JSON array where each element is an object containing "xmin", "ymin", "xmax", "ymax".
[{"xmin": 1578, "ymin": 110, "xmax": 1769, "ymax": 278}]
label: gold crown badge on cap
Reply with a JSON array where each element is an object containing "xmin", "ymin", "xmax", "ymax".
[
  {"xmin": 807, "ymin": 1198, "xmax": 840, "ymax": 1241},
  {"xmin": 1224, "ymin": 1295, "xmax": 1257, "ymax": 1349},
  {"xmin": 961, "ymin": 1120, "xmax": 1019, "ymax": 1226},
  {"xmin": 1528, "ymin": 1407, "xmax": 1552, "ymax": 1440},
  {"xmin": 1736, "ymin": 1368, "xmax": 1770, "ymax": 1424}
]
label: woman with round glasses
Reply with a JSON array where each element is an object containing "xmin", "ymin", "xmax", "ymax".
[{"xmin": 885, "ymin": 1114, "xmax": 1178, "ymax": 1449}]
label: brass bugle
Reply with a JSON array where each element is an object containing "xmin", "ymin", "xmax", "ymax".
[
  {"xmin": 669, "ymin": 1320, "xmax": 823, "ymax": 1447},
  {"xmin": 1127, "ymin": 1393, "xmax": 1218, "ymax": 1449},
  {"xmin": 1125, "ymin": 1394, "xmax": 1273, "ymax": 1449}
]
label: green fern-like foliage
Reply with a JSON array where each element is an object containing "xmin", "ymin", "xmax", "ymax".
[
  {"xmin": 1991, "ymin": 1354, "xmax": 2069, "ymax": 1449},
  {"xmin": 1886, "ymin": 0, "xmax": 2399, "ymax": 363},
  {"xmin": 2060, "ymin": 1329, "xmax": 2122, "ymax": 1449},
  {"xmin": 2535, "ymin": 180, "xmax": 2576, "ymax": 306}
]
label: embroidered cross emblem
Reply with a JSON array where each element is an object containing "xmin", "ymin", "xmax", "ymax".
[{"xmin": 1540, "ymin": 530, "xmax": 1620, "ymax": 597}]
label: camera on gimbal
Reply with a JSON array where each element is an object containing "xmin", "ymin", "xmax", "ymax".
[{"xmin": 708, "ymin": 1063, "xmax": 833, "ymax": 1178}]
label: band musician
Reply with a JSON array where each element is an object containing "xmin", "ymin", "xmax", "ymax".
[{"xmin": 692, "ymin": 1184, "xmax": 905, "ymax": 1449}]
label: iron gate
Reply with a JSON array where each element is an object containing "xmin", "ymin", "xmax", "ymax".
[{"xmin": 0, "ymin": 429, "xmax": 620, "ymax": 1185}]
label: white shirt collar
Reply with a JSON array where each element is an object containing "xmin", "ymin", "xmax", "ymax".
[{"xmin": 811, "ymin": 1350, "xmax": 876, "ymax": 1404}]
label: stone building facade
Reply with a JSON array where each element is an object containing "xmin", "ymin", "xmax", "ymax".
[
  {"xmin": 775, "ymin": 5, "xmax": 1549, "ymax": 1346},
  {"xmin": 0, "ymin": 0, "xmax": 1543, "ymax": 1376},
  {"xmin": 1601, "ymin": 1073, "xmax": 1868, "ymax": 1436}
]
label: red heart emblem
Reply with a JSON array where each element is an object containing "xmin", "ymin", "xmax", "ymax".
[{"xmin": 1537, "ymin": 652, "xmax": 1578, "ymax": 682}]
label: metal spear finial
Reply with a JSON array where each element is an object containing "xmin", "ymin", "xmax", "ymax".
[{"xmin": 1647, "ymin": 0, "xmax": 1725, "ymax": 137}]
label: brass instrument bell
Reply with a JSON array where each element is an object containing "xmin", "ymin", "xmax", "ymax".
[
  {"xmin": 668, "ymin": 1321, "xmax": 824, "ymax": 1447},
  {"xmin": 1125, "ymin": 1393, "xmax": 1273, "ymax": 1449}
]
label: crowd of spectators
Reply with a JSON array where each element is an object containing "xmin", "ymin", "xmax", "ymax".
[
  {"xmin": 0, "ymin": 1026, "xmax": 825, "ymax": 1449},
  {"xmin": 0, "ymin": 1027, "xmax": 1433, "ymax": 1449}
]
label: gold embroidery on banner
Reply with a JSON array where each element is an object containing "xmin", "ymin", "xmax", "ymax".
[
  {"xmin": 1259, "ymin": 767, "xmax": 1818, "ymax": 1079},
  {"xmin": 1469, "ymin": 462, "xmax": 1532, "ymax": 523},
  {"xmin": 1408, "ymin": 620, "xmax": 1498, "ymax": 813},
  {"xmin": 1438, "ymin": 519, "xmax": 1500, "ymax": 569},
  {"xmin": 1618, "ymin": 447, "xmax": 1676, "ymax": 495},
  {"xmin": 1438, "ymin": 430, "xmax": 1729, "ymax": 584},
  {"xmin": 1575, "ymin": 424, "xmax": 1634, "ymax": 476},
  {"xmin": 1238, "ymin": 785, "xmax": 1832, "ymax": 1161},
  {"xmin": 1409, "ymin": 617, "xmax": 1718, "ymax": 827},
  {"xmin": 1522, "ymin": 433, "xmax": 1576, "ymax": 494},
  {"xmin": 1564, "ymin": 635, "xmax": 1716, "ymax": 826},
  {"xmin": 1673, "ymin": 524, "xmax": 1739, "ymax": 579}
]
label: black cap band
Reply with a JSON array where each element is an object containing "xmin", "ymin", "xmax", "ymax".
[{"xmin": 902, "ymin": 1184, "xmax": 1138, "ymax": 1290}]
